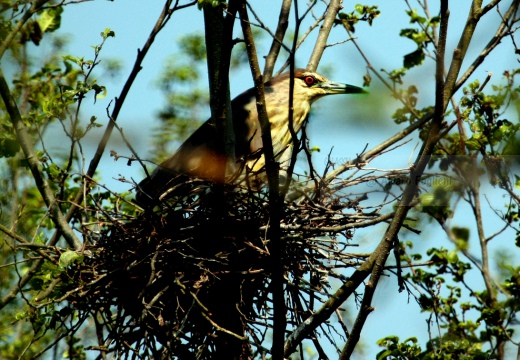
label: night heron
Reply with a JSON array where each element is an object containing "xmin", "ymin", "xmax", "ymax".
[{"xmin": 135, "ymin": 69, "xmax": 365, "ymax": 206}]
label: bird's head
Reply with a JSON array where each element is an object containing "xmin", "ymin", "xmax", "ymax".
[{"xmin": 269, "ymin": 69, "xmax": 367, "ymax": 104}]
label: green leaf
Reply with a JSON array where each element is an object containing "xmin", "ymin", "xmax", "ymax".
[
  {"xmin": 406, "ymin": 9, "xmax": 427, "ymax": 24},
  {"xmin": 465, "ymin": 138, "xmax": 482, "ymax": 150},
  {"xmin": 452, "ymin": 226, "xmax": 469, "ymax": 241},
  {"xmin": 0, "ymin": 138, "xmax": 20, "ymax": 158},
  {"xmin": 376, "ymin": 350, "xmax": 393, "ymax": 360},
  {"xmin": 447, "ymin": 250, "xmax": 459, "ymax": 264},
  {"xmin": 59, "ymin": 251, "xmax": 84, "ymax": 268},
  {"xmin": 63, "ymin": 55, "xmax": 83, "ymax": 67},
  {"xmin": 515, "ymin": 175, "xmax": 520, "ymax": 190},
  {"xmin": 92, "ymin": 84, "xmax": 107, "ymax": 99},
  {"xmin": 37, "ymin": 7, "xmax": 63, "ymax": 33},
  {"xmin": 404, "ymin": 336, "xmax": 418, "ymax": 343},
  {"xmin": 420, "ymin": 193, "xmax": 435, "ymax": 206},
  {"xmin": 101, "ymin": 28, "xmax": 115, "ymax": 39},
  {"xmin": 403, "ymin": 48, "xmax": 425, "ymax": 68}
]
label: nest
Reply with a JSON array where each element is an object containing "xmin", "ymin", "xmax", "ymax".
[{"xmin": 58, "ymin": 178, "xmax": 370, "ymax": 359}]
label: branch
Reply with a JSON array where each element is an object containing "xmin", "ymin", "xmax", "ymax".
[
  {"xmin": 263, "ymin": 0, "xmax": 292, "ymax": 80},
  {"xmin": 286, "ymin": 111, "xmax": 433, "ymax": 202},
  {"xmin": 203, "ymin": 0, "xmax": 239, "ymax": 180},
  {"xmin": 0, "ymin": 224, "xmax": 55, "ymax": 262},
  {"xmin": 285, "ymin": 1, "xmax": 454, "ymax": 355},
  {"xmin": 455, "ymin": 0, "xmax": 519, "ymax": 91},
  {"xmin": 306, "ymin": 0, "xmax": 342, "ymax": 71},
  {"xmin": 339, "ymin": 2, "xmax": 450, "ymax": 357},
  {"xmin": 190, "ymin": 292, "xmax": 248, "ymax": 341},
  {"xmin": 280, "ymin": 0, "xmax": 301, "ymax": 198},
  {"xmin": 276, "ymin": 1, "xmax": 320, "ymax": 75},
  {"xmin": 444, "ymin": 0, "xmax": 483, "ymax": 106}
]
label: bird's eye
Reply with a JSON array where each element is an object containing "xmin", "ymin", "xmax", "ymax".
[{"xmin": 304, "ymin": 76, "xmax": 316, "ymax": 86}]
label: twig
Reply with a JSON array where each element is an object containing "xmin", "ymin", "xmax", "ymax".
[{"xmin": 190, "ymin": 291, "xmax": 248, "ymax": 341}]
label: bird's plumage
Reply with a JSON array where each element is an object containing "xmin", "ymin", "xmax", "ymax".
[{"xmin": 135, "ymin": 69, "xmax": 365, "ymax": 206}]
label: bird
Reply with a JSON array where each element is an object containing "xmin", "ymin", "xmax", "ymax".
[{"xmin": 135, "ymin": 69, "xmax": 366, "ymax": 207}]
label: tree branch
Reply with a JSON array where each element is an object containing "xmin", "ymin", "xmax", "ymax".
[
  {"xmin": 263, "ymin": 0, "xmax": 292, "ymax": 80},
  {"xmin": 444, "ymin": 0, "xmax": 483, "ymax": 106},
  {"xmin": 339, "ymin": 2, "xmax": 450, "ymax": 357},
  {"xmin": 286, "ymin": 111, "xmax": 433, "ymax": 202},
  {"xmin": 455, "ymin": 0, "xmax": 519, "ymax": 92},
  {"xmin": 306, "ymin": 0, "xmax": 342, "ymax": 71},
  {"xmin": 285, "ymin": 1, "xmax": 454, "ymax": 355}
]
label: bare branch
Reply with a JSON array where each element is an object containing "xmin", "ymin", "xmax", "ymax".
[
  {"xmin": 307, "ymin": 0, "xmax": 342, "ymax": 71},
  {"xmin": 444, "ymin": 0, "xmax": 483, "ymax": 106},
  {"xmin": 455, "ymin": 1, "xmax": 520, "ymax": 91},
  {"xmin": 263, "ymin": 0, "xmax": 292, "ymax": 80}
]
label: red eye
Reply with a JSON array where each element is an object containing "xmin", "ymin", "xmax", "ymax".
[{"xmin": 304, "ymin": 76, "xmax": 316, "ymax": 86}]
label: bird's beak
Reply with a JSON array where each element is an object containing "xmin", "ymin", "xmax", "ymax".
[{"xmin": 318, "ymin": 81, "xmax": 368, "ymax": 94}]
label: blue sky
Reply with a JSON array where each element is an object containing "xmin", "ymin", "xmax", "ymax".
[{"xmin": 31, "ymin": 1, "xmax": 520, "ymax": 358}]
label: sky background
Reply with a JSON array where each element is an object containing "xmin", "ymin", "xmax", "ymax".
[{"xmin": 16, "ymin": 0, "xmax": 519, "ymax": 358}]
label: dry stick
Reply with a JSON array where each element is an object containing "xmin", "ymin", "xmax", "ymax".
[
  {"xmin": 263, "ymin": 0, "xmax": 292, "ymax": 80},
  {"xmin": 239, "ymin": 3, "xmax": 285, "ymax": 358},
  {"xmin": 285, "ymin": 0, "xmax": 487, "ymax": 355},
  {"xmin": 190, "ymin": 291, "xmax": 248, "ymax": 341}
]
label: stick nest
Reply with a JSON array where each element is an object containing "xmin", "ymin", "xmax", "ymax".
[{"xmin": 58, "ymin": 179, "xmax": 368, "ymax": 358}]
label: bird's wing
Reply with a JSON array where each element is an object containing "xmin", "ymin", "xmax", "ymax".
[
  {"xmin": 135, "ymin": 120, "xmax": 226, "ymax": 205},
  {"xmin": 231, "ymin": 89, "xmax": 263, "ymax": 161}
]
